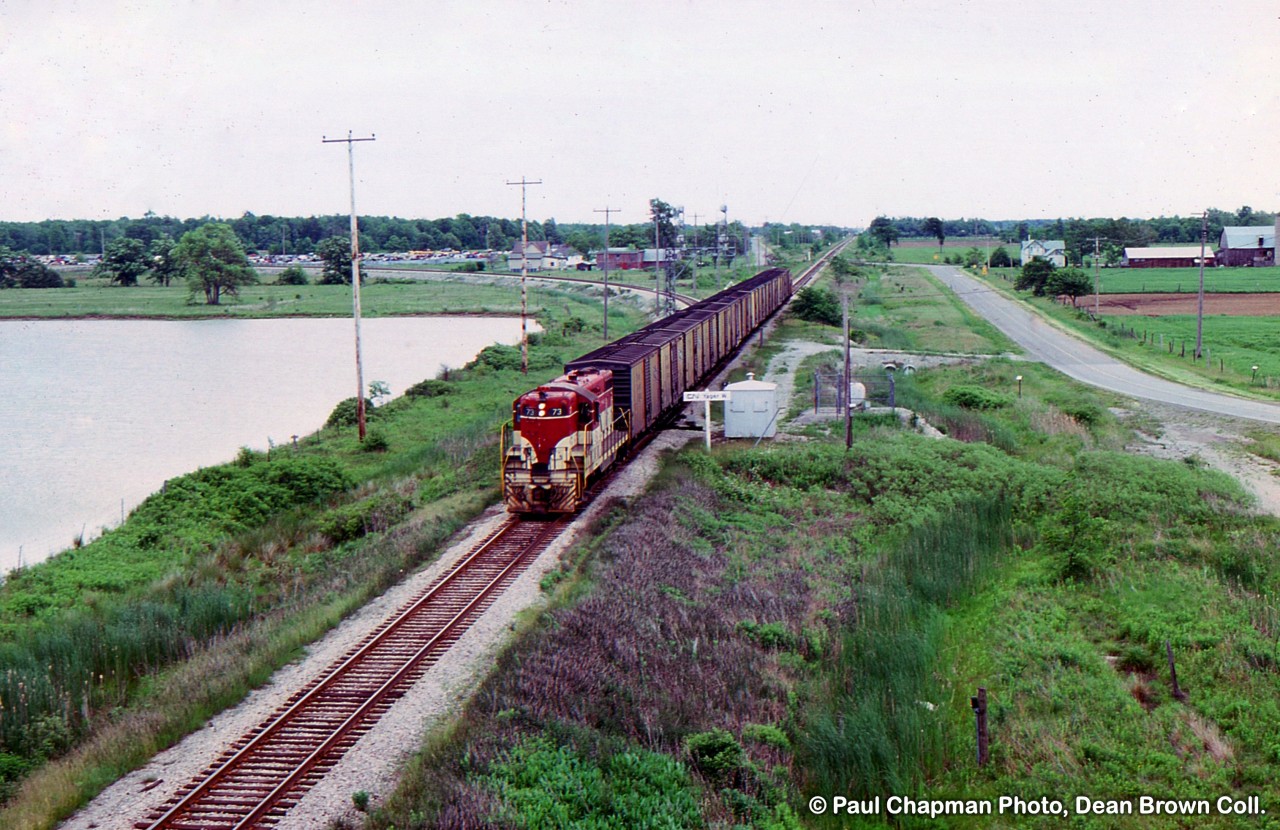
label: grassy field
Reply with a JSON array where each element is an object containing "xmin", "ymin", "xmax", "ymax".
[
  {"xmin": 0, "ymin": 274, "xmax": 570, "ymax": 319},
  {"xmin": 850, "ymin": 264, "xmax": 1017, "ymax": 354},
  {"xmin": 984, "ymin": 265, "xmax": 1280, "ymax": 295}
]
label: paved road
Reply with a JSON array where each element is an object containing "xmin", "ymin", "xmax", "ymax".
[{"xmin": 924, "ymin": 264, "xmax": 1280, "ymax": 425}]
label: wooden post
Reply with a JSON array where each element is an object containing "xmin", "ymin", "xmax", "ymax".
[
  {"xmin": 970, "ymin": 687, "xmax": 989, "ymax": 766},
  {"xmin": 1166, "ymin": 641, "xmax": 1188, "ymax": 702}
]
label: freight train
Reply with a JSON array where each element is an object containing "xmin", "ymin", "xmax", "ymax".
[{"xmin": 501, "ymin": 267, "xmax": 793, "ymax": 513}]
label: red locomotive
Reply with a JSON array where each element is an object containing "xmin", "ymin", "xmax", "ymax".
[
  {"xmin": 501, "ymin": 367, "xmax": 628, "ymax": 512},
  {"xmin": 502, "ymin": 267, "xmax": 793, "ymax": 513}
]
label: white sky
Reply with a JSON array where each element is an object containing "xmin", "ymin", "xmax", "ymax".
[{"xmin": 2, "ymin": 0, "xmax": 1277, "ymax": 228}]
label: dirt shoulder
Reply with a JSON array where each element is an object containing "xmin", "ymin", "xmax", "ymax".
[{"xmin": 1121, "ymin": 401, "xmax": 1280, "ymax": 516}]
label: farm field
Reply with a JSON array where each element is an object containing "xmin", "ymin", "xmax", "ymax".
[
  {"xmin": 1097, "ymin": 292, "xmax": 1280, "ymax": 316},
  {"xmin": 1078, "ymin": 265, "xmax": 1280, "ymax": 295}
]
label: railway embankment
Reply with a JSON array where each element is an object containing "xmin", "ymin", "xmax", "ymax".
[{"xmin": 0, "ymin": 288, "xmax": 654, "ymax": 830}]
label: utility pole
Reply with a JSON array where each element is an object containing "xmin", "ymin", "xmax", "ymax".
[
  {"xmin": 842, "ymin": 292, "xmax": 852, "ymax": 451},
  {"xmin": 1092, "ymin": 236, "xmax": 1102, "ymax": 318},
  {"xmin": 691, "ymin": 212, "xmax": 700, "ymax": 293},
  {"xmin": 323, "ymin": 131, "xmax": 376, "ymax": 440},
  {"xmin": 593, "ymin": 206, "xmax": 617, "ymax": 340},
  {"xmin": 653, "ymin": 208, "xmax": 661, "ymax": 313},
  {"xmin": 1196, "ymin": 210, "xmax": 1207, "ymax": 360},
  {"xmin": 507, "ymin": 177, "xmax": 542, "ymax": 373}
]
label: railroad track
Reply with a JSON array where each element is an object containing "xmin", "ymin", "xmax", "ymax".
[
  {"xmin": 138, "ymin": 515, "xmax": 567, "ymax": 830},
  {"xmin": 791, "ymin": 237, "xmax": 853, "ymax": 291}
]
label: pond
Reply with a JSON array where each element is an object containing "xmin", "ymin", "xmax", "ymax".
[{"xmin": 0, "ymin": 316, "xmax": 524, "ymax": 572}]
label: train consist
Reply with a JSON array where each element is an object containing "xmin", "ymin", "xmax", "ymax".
[{"xmin": 501, "ymin": 267, "xmax": 793, "ymax": 513}]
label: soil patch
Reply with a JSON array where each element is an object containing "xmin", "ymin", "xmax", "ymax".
[{"xmin": 1097, "ymin": 293, "xmax": 1280, "ymax": 316}]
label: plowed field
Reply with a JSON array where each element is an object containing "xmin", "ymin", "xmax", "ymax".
[{"xmin": 1097, "ymin": 293, "xmax": 1280, "ymax": 316}]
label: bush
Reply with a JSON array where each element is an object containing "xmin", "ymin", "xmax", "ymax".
[
  {"xmin": 482, "ymin": 738, "xmax": 700, "ymax": 829},
  {"xmin": 942, "ymin": 385, "xmax": 1012, "ymax": 410},
  {"xmin": 317, "ymin": 492, "xmax": 414, "ymax": 544},
  {"xmin": 325, "ymin": 397, "xmax": 376, "ymax": 428},
  {"xmin": 405, "ymin": 379, "xmax": 455, "ymax": 398},
  {"xmin": 790, "ymin": 287, "xmax": 842, "ymax": 326},
  {"xmin": 274, "ymin": 265, "xmax": 309, "ymax": 285},
  {"xmin": 743, "ymin": 723, "xmax": 791, "ymax": 750},
  {"xmin": 361, "ymin": 428, "xmax": 389, "ymax": 452},
  {"xmin": 684, "ymin": 728, "xmax": 746, "ymax": 784}
]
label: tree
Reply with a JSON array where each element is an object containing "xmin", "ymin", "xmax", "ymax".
[
  {"xmin": 1015, "ymin": 257, "xmax": 1055, "ymax": 296},
  {"xmin": 789, "ymin": 286, "xmax": 842, "ymax": 326},
  {"xmin": 1046, "ymin": 267, "xmax": 1093, "ymax": 307},
  {"xmin": 95, "ymin": 237, "xmax": 151, "ymax": 286},
  {"xmin": 173, "ymin": 223, "xmax": 257, "ymax": 305},
  {"xmin": 316, "ymin": 236, "xmax": 355, "ymax": 285},
  {"xmin": 648, "ymin": 199, "xmax": 680, "ymax": 249},
  {"xmin": 868, "ymin": 216, "xmax": 900, "ymax": 248},
  {"xmin": 922, "ymin": 217, "xmax": 945, "ymax": 248},
  {"xmin": 148, "ymin": 235, "xmax": 181, "ymax": 286},
  {"xmin": 1, "ymin": 248, "xmax": 64, "ymax": 288},
  {"xmin": 989, "ymin": 247, "xmax": 1013, "ymax": 268}
]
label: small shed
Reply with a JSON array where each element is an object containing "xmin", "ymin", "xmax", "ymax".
[{"xmin": 724, "ymin": 372, "xmax": 779, "ymax": 438}]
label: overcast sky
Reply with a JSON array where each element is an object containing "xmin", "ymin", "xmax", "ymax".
[{"xmin": 3, "ymin": 0, "xmax": 1277, "ymax": 228}]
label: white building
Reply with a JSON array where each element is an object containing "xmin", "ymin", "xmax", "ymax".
[{"xmin": 1020, "ymin": 239, "xmax": 1067, "ymax": 268}]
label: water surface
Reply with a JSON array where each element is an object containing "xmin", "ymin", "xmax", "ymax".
[{"xmin": 0, "ymin": 316, "xmax": 523, "ymax": 572}]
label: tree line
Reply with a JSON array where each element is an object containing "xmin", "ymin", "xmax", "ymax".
[
  {"xmin": 0, "ymin": 209, "xmax": 842, "ymax": 260},
  {"xmin": 866, "ymin": 207, "xmax": 1276, "ymax": 266}
]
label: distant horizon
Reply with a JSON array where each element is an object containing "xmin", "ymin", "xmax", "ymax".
[{"xmin": 4, "ymin": 207, "xmax": 1276, "ymax": 230}]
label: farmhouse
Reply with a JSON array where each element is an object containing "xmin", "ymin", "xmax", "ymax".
[
  {"xmin": 1217, "ymin": 226, "xmax": 1275, "ymax": 267},
  {"xmin": 1020, "ymin": 239, "xmax": 1066, "ymax": 268},
  {"xmin": 1122, "ymin": 247, "xmax": 1214, "ymax": 268}
]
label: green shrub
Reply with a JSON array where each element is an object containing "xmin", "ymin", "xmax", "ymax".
[
  {"xmin": 790, "ymin": 287, "xmax": 842, "ymax": 326},
  {"xmin": 943, "ymin": 385, "xmax": 1011, "ymax": 410},
  {"xmin": 325, "ymin": 397, "xmax": 376, "ymax": 428},
  {"xmin": 481, "ymin": 738, "xmax": 700, "ymax": 829},
  {"xmin": 405, "ymin": 379, "xmax": 455, "ymax": 398},
  {"xmin": 274, "ymin": 265, "xmax": 309, "ymax": 285},
  {"xmin": 317, "ymin": 492, "xmax": 414, "ymax": 544},
  {"xmin": 1061, "ymin": 402, "xmax": 1103, "ymax": 426},
  {"xmin": 684, "ymin": 728, "xmax": 746, "ymax": 784},
  {"xmin": 736, "ymin": 620, "xmax": 796, "ymax": 651},
  {"xmin": 743, "ymin": 723, "xmax": 791, "ymax": 750},
  {"xmin": 361, "ymin": 429, "xmax": 390, "ymax": 452}
]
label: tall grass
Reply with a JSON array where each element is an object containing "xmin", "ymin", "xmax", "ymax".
[{"xmin": 797, "ymin": 498, "xmax": 1012, "ymax": 801}]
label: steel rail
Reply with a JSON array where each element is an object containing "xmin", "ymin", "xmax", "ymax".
[{"xmin": 142, "ymin": 516, "xmax": 564, "ymax": 830}]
